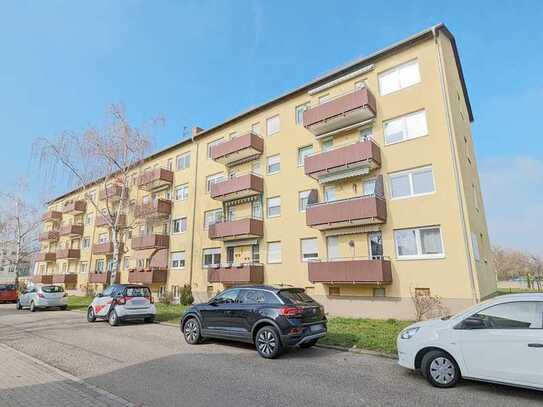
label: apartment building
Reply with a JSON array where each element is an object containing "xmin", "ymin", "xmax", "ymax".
[
  {"xmin": 0, "ymin": 241, "xmax": 31, "ymax": 283},
  {"xmin": 35, "ymin": 24, "xmax": 496, "ymax": 319}
]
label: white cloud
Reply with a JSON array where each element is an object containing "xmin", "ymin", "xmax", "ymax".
[{"xmin": 479, "ymin": 155, "xmax": 543, "ymax": 256}]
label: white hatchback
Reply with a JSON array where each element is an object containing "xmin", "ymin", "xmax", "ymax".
[
  {"xmin": 87, "ymin": 284, "xmax": 156, "ymax": 326},
  {"xmin": 397, "ymin": 293, "xmax": 543, "ymax": 390}
]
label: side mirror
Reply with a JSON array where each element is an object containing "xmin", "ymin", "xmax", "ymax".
[
  {"xmin": 208, "ymin": 298, "xmax": 219, "ymax": 306},
  {"xmin": 460, "ymin": 316, "xmax": 486, "ymax": 330}
]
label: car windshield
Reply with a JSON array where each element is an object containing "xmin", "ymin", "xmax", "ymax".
[
  {"xmin": 278, "ymin": 289, "xmax": 316, "ymax": 305},
  {"xmin": 125, "ymin": 287, "xmax": 151, "ymax": 297},
  {"xmin": 0, "ymin": 284, "xmax": 15, "ymax": 291},
  {"xmin": 42, "ymin": 285, "xmax": 64, "ymax": 293}
]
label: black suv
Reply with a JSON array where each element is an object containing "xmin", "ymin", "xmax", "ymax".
[{"xmin": 181, "ymin": 286, "xmax": 327, "ymax": 358}]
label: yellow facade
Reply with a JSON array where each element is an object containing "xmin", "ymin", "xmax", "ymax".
[{"xmin": 36, "ymin": 25, "xmax": 496, "ymax": 319}]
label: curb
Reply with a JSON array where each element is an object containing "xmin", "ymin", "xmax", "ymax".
[{"xmin": 315, "ymin": 343, "xmax": 398, "ymax": 360}]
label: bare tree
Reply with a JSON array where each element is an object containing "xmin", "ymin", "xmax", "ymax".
[
  {"xmin": 0, "ymin": 179, "xmax": 41, "ymax": 289},
  {"xmin": 410, "ymin": 288, "xmax": 447, "ymax": 321},
  {"xmin": 34, "ymin": 104, "xmax": 161, "ymax": 284}
]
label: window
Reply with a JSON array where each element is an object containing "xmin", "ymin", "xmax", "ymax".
[
  {"xmin": 252, "ymin": 200, "xmax": 262, "ymax": 219},
  {"xmin": 373, "ymin": 288, "xmax": 386, "ymax": 297},
  {"xmin": 394, "ymin": 226, "xmax": 444, "ymax": 259},
  {"xmin": 360, "ymin": 127, "xmax": 373, "ymax": 142},
  {"xmin": 82, "ymin": 237, "xmax": 91, "ymax": 249},
  {"xmin": 354, "ymin": 80, "xmax": 366, "ymax": 90},
  {"xmin": 267, "ymin": 154, "xmax": 280, "ymax": 174},
  {"xmin": 213, "ymin": 289, "xmax": 240, "ymax": 304},
  {"xmin": 238, "ymin": 289, "xmax": 280, "ymax": 305},
  {"xmin": 298, "ymin": 190, "xmax": 311, "ymax": 212},
  {"xmin": 176, "ymin": 152, "xmax": 191, "ymax": 170},
  {"xmin": 171, "ymin": 251, "xmax": 186, "ymax": 269},
  {"xmin": 95, "ymin": 259, "xmax": 104, "ymax": 272},
  {"xmin": 267, "ymin": 196, "xmax": 281, "ymax": 218},
  {"xmin": 251, "ymin": 160, "xmax": 261, "ymax": 175},
  {"xmin": 85, "ymin": 213, "xmax": 93, "ymax": 226},
  {"xmin": 318, "ymin": 94, "xmax": 330, "ymax": 104},
  {"xmin": 389, "ymin": 166, "xmax": 435, "ymax": 199},
  {"xmin": 384, "ymin": 110, "xmax": 428, "ymax": 145},
  {"xmin": 297, "ymin": 145, "xmax": 313, "ymax": 167},
  {"xmin": 79, "ymin": 262, "xmax": 88, "ymax": 274},
  {"xmin": 172, "ymin": 217, "xmax": 187, "ymax": 234},
  {"xmin": 324, "ymin": 185, "xmax": 336, "ymax": 202},
  {"xmin": 378, "ymin": 60, "xmax": 421, "ymax": 96},
  {"xmin": 267, "ymin": 242, "xmax": 282, "ymax": 264},
  {"xmin": 123, "ymin": 257, "xmax": 129, "ymax": 270},
  {"xmin": 206, "ymin": 173, "xmax": 225, "ymax": 193},
  {"xmin": 363, "ymin": 179, "xmax": 376, "ymax": 196},
  {"xmin": 301, "ymin": 238, "xmax": 319, "ymax": 262},
  {"xmin": 98, "ymin": 233, "xmax": 108, "ymax": 244},
  {"xmin": 229, "ymin": 131, "xmax": 238, "ymax": 139},
  {"xmin": 471, "ymin": 232, "xmax": 481, "ymax": 261},
  {"xmin": 251, "ymin": 122, "xmax": 260, "ymax": 135},
  {"xmin": 266, "ymin": 115, "xmax": 280, "ymax": 136},
  {"xmin": 295, "ymin": 103, "xmax": 309, "ymax": 125},
  {"xmin": 204, "ymin": 209, "xmax": 223, "ymax": 229},
  {"xmin": 175, "ymin": 184, "xmax": 189, "ymax": 201},
  {"xmin": 321, "ymin": 138, "xmax": 333, "ymax": 152},
  {"xmin": 203, "ymin": 248, "xmax": 221, "ymax": 268},
  {"xmin": 466, "ymin": 302, "xmax": 543, "ymax": 329},
  {"xmin": 207, "ymin": 138, "xmax": 224, "ymax": 159}
]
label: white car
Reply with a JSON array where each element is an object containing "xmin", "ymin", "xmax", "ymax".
[
  {"xmin": 17, "ymin": 285, "xmax": 68, "ymax": 312},
  {"xmin": 397, "ymin": 293, "xmax": 543, "ymax": 390},
  {"xmin": 87, "ymin": 284, "xmax": 156, "ymax": 326}
]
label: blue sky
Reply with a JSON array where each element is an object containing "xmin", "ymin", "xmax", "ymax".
[{"xmin": 0, "ymin": 1, "xmax": 542, "ymax": 254}]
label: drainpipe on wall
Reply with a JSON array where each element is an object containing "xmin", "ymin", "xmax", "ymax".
[{"xmin": 188, "ymin": 127, "xmax": 204, "ymax": 289}]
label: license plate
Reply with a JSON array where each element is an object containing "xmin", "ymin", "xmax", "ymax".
[{"xmin": 310, "ymin": 324, "xmax": 324, "ymax": 333}]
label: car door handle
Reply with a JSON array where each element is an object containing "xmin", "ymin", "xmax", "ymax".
[{"xmin": 528, "ymin": 343, "xmax": 543, "ymax": 348}]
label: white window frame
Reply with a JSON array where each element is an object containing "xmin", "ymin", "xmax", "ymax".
[
  {"xmin": 267, "ymin": 196, "xmax": 281, "ymax": 218},
  {"xmin": 394, "ymin": 226, "xmax": 445, "ymax": 260},
  {"xmin": 297, "ymin": 145, "xmax": 313, "ymax": 167},
  {"xmin": 300, "ymin": 238, "xmax": 319, "ymax": 262},
  {"xmin": 206, "ymin": 173, "xmax": 225, "ymax": 193},
  {"xmin": 172, "ymin": 217, "xmax": 187, "ymax": 234},
  {"xmin": 203, "ymin": 248, "xmax": 221, "ymax": 268},
  {"xmin": 176, "ymin": 151, "xmax": 191, "ymax": 170},
  {"xmin": 171, "ymin": 251, "xmax": 186, "ymax": 269},
  {"xmin": 267, "ymin": 241, "xmax": 282, "ymax": 264},
  {"xmin": 298, "ymin": 190, "xmax": 311, "ymax": 212},
  {"xmin": 207, "ymin": 138, "xmax": 224, "ymax": 159},
  {"xmin": 204, "ymin": 209, "xmax": 223, "ymax": 230},
  {"xmin": 266, "ymin": 154, "xmax": 280, "ymax": 175},
  {"xmin": 378, "ymin": 59, "xmax": 421, "ymax": 96},
  {"xmin": 295, "ymin": 103, "xmax": 309, "ymax": 125},
  {"xmin": 266, "ymin": 115, "xmax": 280, "ymax": 136},
  {"xmin": 389, "ymin": 166, "xmax": 435, "ymax": 200},
  {"xmin": 251, "ymin": 122, "xmax": 260, "ymax": 135},
  {"xmin": 175, "ymin": 183, "xmax": 189, "ymax": 201},
  {"xmin": 383, "ymin": 110, "xmax": 428, "ymax": 146}
]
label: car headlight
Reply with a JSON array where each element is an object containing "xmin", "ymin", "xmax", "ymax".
[{"xmin": 400, "ymin": 327, "xmax": 420, "ymax": 340}]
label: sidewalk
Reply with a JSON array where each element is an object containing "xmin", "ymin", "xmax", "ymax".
[{"xmin": 0, "ymin": 343, "xmax": 132, "ymax": 407}]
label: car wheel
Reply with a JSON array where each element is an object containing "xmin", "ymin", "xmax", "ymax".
[
  {"xmin": 421, "ymin": 350, "xmax": 461, "ymax": 388},
  {"xmin": 144, "ymin": 316, "xmax": 155, "ymax": 323},
  {"xmin": 183, "ymin": 318, "xmax": 202, "ymax": 344},
  {"xmin": 255, "ymin": 326, "xmax": 283, "ymax": 359},
  {"xmin": 299, "ymin": 339, "xmax": 319, "ymax": 349},
  {"xmin": 60, "ymin": 305, "xmax": 67, "ymax": 311},
  {"xmin": 87, "ymin": 307, "xmax": 96, "ymax": 322},
  {"xmin": 16, "ymin": 301, "xmax": 22, "ymax": 310},
  {"xmin": 108, "ymin": 310, "xmax": 120, "ymax": 326},
  {"xmin": 30, "ymin": 301, "xmax": 36, "ymax": 312}
]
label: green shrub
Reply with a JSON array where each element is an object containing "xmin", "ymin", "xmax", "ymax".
[{"xmin": 180, "ymin": 284, "xmax": 194, "ymax": 306}]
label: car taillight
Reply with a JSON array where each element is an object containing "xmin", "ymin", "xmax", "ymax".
[
  {"xmin": 37, "ymin": 293, "xmax": 45, "ymax": 298},
  {"xmin": 279, "ymin": 306, "xmax": 303, "ymax": 317},
  {"xmin": 116, "ymin": 296, "xmax": 127, "ymax": 305}
]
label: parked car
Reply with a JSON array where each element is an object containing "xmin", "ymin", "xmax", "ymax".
[
  {"xmin": 0, "ymin": 284, "xmax": 18, "ymax": 303},
  {"xmin": 397, "ymin": 293, "xmax": 543, "ymax": 390},
  {"xmin": 87, "ymin": 284, "xmax": 156, "ymax": 326},
  {"xmin": 181, "ymin": 285, "xmax": 327, "ymax": 359},
  {"xmin": 17, "ymin": 285, "xmax": 68, "ymax": 311}
]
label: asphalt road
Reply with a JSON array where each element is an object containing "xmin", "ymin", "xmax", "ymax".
[{"xmin": 0, "ymin": 304, "xmax": 541, "ymax": 407}]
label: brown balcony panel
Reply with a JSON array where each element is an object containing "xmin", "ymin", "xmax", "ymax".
[
  {"xmin": 306, "ymin": 196, "xmax": 386, "ymax": 230},
  {"xmin": 303, "ymin": 88, "xmax": 377, "ymax": 136},
  {"xmin": 304, "ymin": 140, "xmax": 381, "ymax": 180},
  {"xmin": 36, "ymin": 252, "xmax": 56, "ymax": 262},
  {"xmin": 88, "ymin": 272, "xmax": 110, "ymax": 284},
  {"xmin": 92, "ymin": 242, "xmax": 124, "ymax": 255},
  {"xmin": 136, "ymin": 199, "xmax": 172, "ymax": 219},
  {"xmin": 128, "ymin": 268, "xmax": 168, "ymax": 284},
  {"xmin": 59, "ymin": 224, "xmax": 84, "ymax": 237},
  {"xmin": 308, "ymin": 259, "xmax": 392, "ymax": 284},
  {"xmin": 210, "ymin": 174, "xmax": 264, "ymax": 201},
  {"xmin": 211, "ymin": 133, "xmax": 264, "ymax": 165},
  {"xmin": 137, "ymin": 168, "xmax": 174, "ymax": 191},
  {"xmin": 39, "ymin": 231, "xmax": 59, "ymax": 242},
  {"xmin": 32, "ymin": 275, "xmax": 53, "ymax": 284},
  {"xmin": 95, "ymin": 214, "xmax": 126, "ymax": 228},
  {"xmin": 56, "ymin": 249, "xmax": 81, "ymax": 260},
  {"xmin": 208, "ymin": 218, "xmax": 264, "ymax": 241},
  {"xmin": 132, "ymin": 234, "xmax": 170, "ymax": 250},
  {"xmin": 42, "ymin": 211, "xmax": 62, "ymax": 223},
  {"xmin": 63, "ymin": 200, "xmax": 86, "ymax": 214},
  {"xmin": 52, "ymin": 274, "xmax": 78, "ymax": 284},
  {"xmin": 99, "ymin": 185, "xmax": 128, "ymax": 201},
  {"xmin": 208, "ymin": 264, "xmax": 264, "ymax": 284}
]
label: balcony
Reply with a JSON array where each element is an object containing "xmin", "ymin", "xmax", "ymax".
[
  {"xmin": 304, "ymin": 140, "xmax": 381, "ymax": 183},
  {"xmin": 135, "ymin": 199, "xmax": 172, "ymax": 220},
  {"xmin": 99, "ymin": 185, "xmax": 128, "ymax": 201},
  {"xmin": 42, "ymin": 211, "xmax": 62, "ymax": 223},
  {"xmin": 207, "ymin": 263, "xmax": 264, "ymax": 284},
  {"xmin": 211, "ymin": 132, "xmax": 264, "ymax": 166},
  {"xmin": 32, "ymin": 275, "xmax": 53, "ymax": 284},
  {"xmin": 59, "ymin": 224, "xmax": 84, "ymax": 237},
  {"xmin": 39, "ymin": 231, "xmax": 59, "ymax": 242},
  {"xmin": 95, "ymin": 213, "xmax": 126, "ymax": 228},
  {"xmin": 56, "ymin": 249, "xmax": 81, "ymax": 260},
  {"xmin": 62, "ymin": 200, "xmax": 86, "ymax": 214},
  {"xmin": 308, "ymin": 258, "xmax": 392, "ymax": 285},
  {"xmin": 210, "ymin": 173, "xmax": 264, "ymax": 201},
  {"xmin": 137, "ymin": 168, "xmax": 174, "ymax": 191},
  {"xmin": 36, "ymin": 252, "xmax": 56, "ymax": 262},
  {"xmin": 208, "ymin": 218, "xmax": 264, "ymax": 241},
  {"xmin": 128, "ymin": 268, "xmax": 168, "ymax": 284},
  {"xmin": 132, "ymin": 234, "xmax": 170, "ymax": 251},
  {"xmin": 52, "ymin": 274, "xmax": 78, "ymax": 285},
  {"xmin": 88, "ymin": 272, "xmax": 111, "ymax": 284},
  {"xmin": 303, "ymin": 88, "xmax": 377, "ymax": 137},
  {"xmin": 92, "ymin": 242, "xmax": 123, "ymax": 255},
  {"xmin": 306, "ymin": 195, "xmax": 386, "ymax": 230}
]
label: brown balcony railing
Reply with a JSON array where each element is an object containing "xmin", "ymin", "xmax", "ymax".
[
  {"xmin": 36, "ymin": 252, "xmax": 56, "ymax": 262},
  {"xmin": 306, "ymin": 195, "xmax": 386, "ymax": 230},
  {"xmin": 88, "ymin": 271, "xmax": 113, "ymax": 284},
  {"xmin": 128, "ymin": 268, "xmax": 168, "ymax": 284},
  {"xmin": 32, "ymin": 275, "xmax": 53, "ymax": 284},
  {"xmin": 308, "ymin": 258, "xmax": 392, "ymax": 284},
  {"xmin": 137, "ymin": 168, "xmax": 174, "ymax": 191},
  {"xmin": 52, "ymin": 274, "xmax": 78, "ymax": 284},
  {"xmin": 210, "ymin": 173, "xmax": 264, "ymax": 201},
  {"xmin": 132, "ymin": 234, "xmax": 170, "ymax": 250},
  {"xmin": 56, "ymin": 249, "xmax": 81, "ymax": 260},
  {"xmin": 304, "ymin": 140, "xmax": 381, "ymax": 181},
  {"xmin": 95, "ymin": 213, "xmax": 126, "ymax": 227},
  {"xmin": 92, "ymin": 242, "xmax": 123, "ymax": 255},
  {"xmin": 207, "ymin": 263, "xmax": 264, "ymax": 284},
  {"xmin": 208, "ymin": 218, "xmax": 264, "ymax": 241},
  {"xmin": 39, "ymin": 231, "xmax": 59, "ymax": 242},
  {"xmin": 59, "ymin": 224, "xmax": 84, "ymax": 237},
  {"xmin": 303, "ymin": 87, "xmax": 377, "ymax": 136},
  {"xmin": 99, "ymin": 185, "xmax": 128, "ymax": 201},
  {"xmin": 42, "ymin": 211, "xmax": 62, "ymax": 223},
  {"xmin": 135, "ymin": 199, "xmax": 172, "ymax": 219},
  {"xmin": 62, "ymin": 200, "xmax": 86, "ymax": 214},
  {"xmin": 211, "ymin": 132, "xmax": 264, "ymax": 165}
]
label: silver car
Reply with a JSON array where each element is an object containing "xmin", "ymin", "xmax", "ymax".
[{"xmin": 16, "ymin": 285, "xmax": 68, "ymax": 312}]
